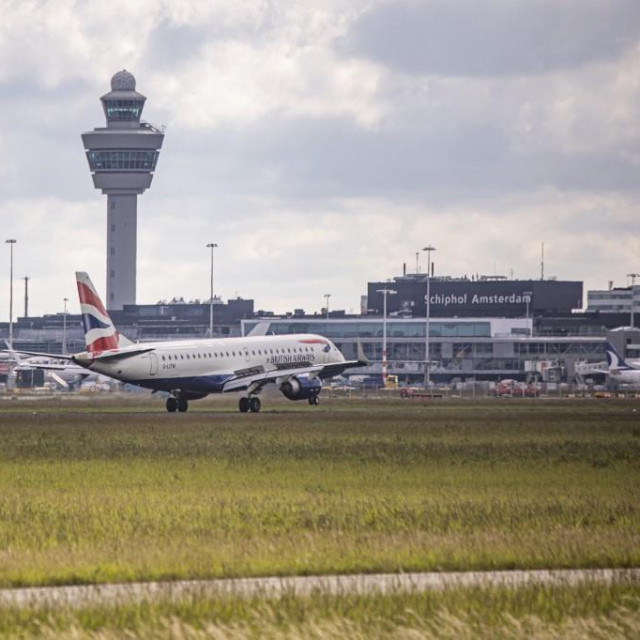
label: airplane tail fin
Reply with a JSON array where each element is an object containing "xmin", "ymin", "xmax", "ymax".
[
  {"xmin": 3, "ymin": 340, "xmax": 24, "ymax": 363},
  {"xmin": 76, "ymin": 272, "xmax": 124, "ymax": 353},
  {"xmin": 604, "ymin": 341, "xmax": 630, "ymax": 370}
]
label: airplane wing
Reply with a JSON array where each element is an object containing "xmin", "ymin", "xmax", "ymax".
[
  {"xmin": 315, "ymin": 341, "xmax": 368, "ymax": 378},
  {"xmin": 221, "ymin": 358, "xmax": 367, "ymax": 393},
  {"xmin": 316, "ymin": 359, "xmax": 368, "ymax": 379},
  {"xmin": 222, "ymin": 362, "xmax": 322, "ymax": 393}
]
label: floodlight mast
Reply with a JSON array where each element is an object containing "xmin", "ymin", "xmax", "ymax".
[
  {"xmin": 207, "ymin": 243, "xmax": 218, "ymax": 337},
  {"xmin": 377, "ymin": 288, "xmax": 397, "ymax": 386},
  {"xmin": 629, "ymin": 273, "xmax": 640, "ymax": 328},
  {"xmin": 422, "ymin": 245, "xmax": 436, "ymax": 388},
  {"xmin": 5, "ymin": 239, "xmax": 16, "ymax": 349},
  {"xmin": 5, "ymin": 239, "xmax": 16, "ymax": 390},
  {"xmin": 523, "ymin": 290, "xmax": 533, "ymax": 336}
]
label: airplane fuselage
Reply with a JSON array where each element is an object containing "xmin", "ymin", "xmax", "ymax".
[{"xmin": 608, "ymin": 368, "xmax": 640, "ymax": 385}]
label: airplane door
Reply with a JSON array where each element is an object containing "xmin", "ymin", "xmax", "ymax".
[
  {"xmin": 243, "ymin": 347, "xmax": 251, "ymax": 363},
  {"xmin": 148, "ymin": 353, "xmax": 158, "ymax": 376}
]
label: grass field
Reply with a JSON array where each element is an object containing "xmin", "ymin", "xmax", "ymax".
[
  {"xmin": 0, "ymin": 394, "xmax": 638, "ymax": 636},
  {"xmin": 1, "ymin": 583, "xmax": 638, "ymax": 638}
]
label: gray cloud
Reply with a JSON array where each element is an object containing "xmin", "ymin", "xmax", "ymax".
[
  {"xmin": 158, "ymin": 110, "xmax": 640, "ymax": 213},
  {"xmin": 143, "ymin": 22, "xmax": 214, "ymax": 70},
  {"xmin": 345, "ymin": 0, "xmax": 640, "ymax": 77}
]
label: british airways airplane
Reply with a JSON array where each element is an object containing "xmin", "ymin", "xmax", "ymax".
[{"xmin": 10, "ymin": 273, "xmax": 367, "ymax": 413}]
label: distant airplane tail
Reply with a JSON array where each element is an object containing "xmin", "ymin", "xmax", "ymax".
[
  {"xmin": 76, "ymin": 272, "xmax": 131, "ymax": 353},
  {"xmin": 3, "ymin": 340, "xmax": 26, "ymax": 364},
  {"xmin": 604, "ymin": 341, "xmax": 631, "ymax": 370}
]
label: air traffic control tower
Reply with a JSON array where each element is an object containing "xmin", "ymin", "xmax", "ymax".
[{"xmin": 81, "ymin": 70, "xmax": 164, "ymax": 310}]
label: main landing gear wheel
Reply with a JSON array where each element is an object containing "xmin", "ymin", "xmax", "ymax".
[
  {"xmin": 239, "ymin": 396, "xmax": 261, "ymax": 413},
  {"xmin": 166, "ymin": 397, "xmax": 178, "ymax": 413},
  {"xmin": 308, "ymin": 395, "xmax": 320, "ymax": 406},
  {"xmin": 177, "ymin": 397, "xmax": 189, "ymax": 413}
]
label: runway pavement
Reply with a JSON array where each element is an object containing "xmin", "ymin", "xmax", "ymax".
[{"xmin": 0, "ymin": 568, "xmax": 638, "ymax": 609}]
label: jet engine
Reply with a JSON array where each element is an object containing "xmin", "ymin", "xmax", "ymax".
[{"xmin": 279, "ymin": 375, "xmax": 322, "ymax": 401}]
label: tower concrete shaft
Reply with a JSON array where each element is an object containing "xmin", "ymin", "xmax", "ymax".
[
  {"xmin": 81, "ymin": 70, "xmax": 164, "ymax": 310},
  {"xmin": 107, "ymin": 195, "xmax": 137, "ymax": 306}
]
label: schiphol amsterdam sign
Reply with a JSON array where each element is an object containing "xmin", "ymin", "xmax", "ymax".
[{"xmin": 425, "ymin": 293, "xmax": 532, "ymax": 307}]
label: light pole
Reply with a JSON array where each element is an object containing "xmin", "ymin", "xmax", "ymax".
[
  {"xmin": 206, "ymin": 243, "xmax": 217, "ymax": 338},
  {"xmin": 422, "ymin": 245, "xmax": 436, "ymax": 388},
  {"xmin": 62, "ymin": 297, "xmax": 68, "ymax": 355},
  {"xmin": 23, "ymin": 276, "xmax": 29, "ymax": 318},
  {"xmin": 5, "ymin": 239, "xmax": 16, "ymax": 349},
  {"xmin": 628, "ymin": 273, "xmax": 639, "ymax": 328},
  {"xmin": 523, "ymin": 290, "xmax": 533, "ymax": 336},
  {"xmin": 324, "ymin": 293, "xmax": 331, "ymax": 320},
  {"xmin": 377, "ymin": 288, "xmax": 397, "ymax": 386}
]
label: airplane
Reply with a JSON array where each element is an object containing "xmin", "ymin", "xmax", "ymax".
[
  {"xmin": 604, "ymin": 341, "xmax": 640, "ymax": 385},
  {"xmin": 6, "ymin": 272, "xmax": 367, "ymax": 412},
  {"xmin": 4, "ymin": 342, "xmax": 103, "ymax": 390}
]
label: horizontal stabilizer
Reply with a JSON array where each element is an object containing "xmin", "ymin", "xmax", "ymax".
[
  {"xmin": 20, "ymin": 362, "xmax": 76, "ymax": 371},
  {"xmin": 91, "ymin": 347, "xmax": 156, "ymax": 363},
  {"xmin": 1, "ymin": 349, "xmax": 73, "ymax": 362}
]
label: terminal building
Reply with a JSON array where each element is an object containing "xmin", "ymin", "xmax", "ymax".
[
  {"xmin": 586, "ymin": 284, "xmax": 640, "ymax": 315},
  {"xmin": 241, "ymin": 274, "xmax": 638, "ymax": 386},
  {"xmin": 241, "ymin": 317, "xmax": 605, "ymax": 385},
  {"xmin": 366, "ymin": 274, "xmax": 582, "ymax": 319}
]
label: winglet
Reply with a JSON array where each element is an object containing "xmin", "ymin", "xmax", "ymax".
[
  {"xmin": 356, "ymin": 338, "xmax": 369, "ymax": 365},
  {"xmin": 246, "ymin": 322, "xmax": 270, "ymax": 337}
]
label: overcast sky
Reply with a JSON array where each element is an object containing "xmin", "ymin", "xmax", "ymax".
[{"xmin": 1, "ymin": 0, "xmax": 640, "ymax": 319}]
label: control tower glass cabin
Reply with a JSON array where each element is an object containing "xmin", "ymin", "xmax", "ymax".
[{"xmin": 81, "ymin": 70, "xmax": 164, "ymax": 310}]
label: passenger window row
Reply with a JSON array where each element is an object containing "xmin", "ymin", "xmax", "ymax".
[{"xmin": 160, "ymin": 345, "xmax": 316, "ymax": 362}]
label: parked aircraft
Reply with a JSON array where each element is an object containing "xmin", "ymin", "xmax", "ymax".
[
  {"xmin": 4, "ymin": 343, "xmax": 101, "ymax": 389},
  {"xmin": 604, "ymin": 341, "xmax": 640, "ymax": 385},
  {"xmin": 7, "ymin": 273, "xmax": 367, "ymax": 412}
]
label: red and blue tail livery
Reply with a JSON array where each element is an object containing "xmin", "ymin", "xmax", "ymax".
[{"xmin": 76, "ymin": 271, "xmax": 120, "ymax": 353}]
